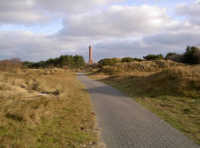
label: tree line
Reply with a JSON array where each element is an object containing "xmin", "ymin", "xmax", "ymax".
[
  {"xmin": 98, "ymin": 46, "xmax": 200, "ymax": 66},
  {"xmin": 24, "ymin": 55, "xmax": 85, "ymax": 68}
]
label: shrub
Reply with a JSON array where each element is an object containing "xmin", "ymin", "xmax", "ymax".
[
  {"xmin": 23, "ymin": 61, "xmax": 34, "ymax": 68},
  {"xmin": 165, "ymin": 53, "xmax": 177, "ymax": 59},
  {"xmin": 24, "ymin": 55, "xmax": 85, "ymax": 69},
  {"xmin": 121, "ymin": 57, "xmax": 135, "ymax": 62},
  {"xmin": 165, "ymin": 52, "xmax": 183, "ymax": 62},
  {"xmin": 182, "ymin": 46, "xmax": 200, "ymax": 64},
  {"xmin": 73, "ymin": 55, "xmax": 85, "ymax": 68},
  {"xmin": 98, "ymin": 58, "xmax": 120, "ymax": 66},
  {"xmin": 143, "ymin": 54, "xmax": 164, "ymax": 60}
]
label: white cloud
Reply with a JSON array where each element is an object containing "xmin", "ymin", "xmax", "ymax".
[
  {"xmin": 176, "ymin": 2, "xmax": 200, "ymax": 25},
  {"xmin": 0, "ymin": 0, "xmax": 200, "ymax": 62},
  {"xmin": 195, "ymin": 0, "xmax": 200, "ymax": 4},
  {"xmin": 0, "ymin": 0, "xmax": 53, "ymax": 25},
  {"xmin": 36, "ymin": 0, "xmax": 124, "ymax": 13},
  {"xmin": 0, "ymin": 0, "xmax": 124, "ymax": 25},
  {"xmin": 143, "ymin": 31, "xmax": 200, "ymax": 51},
  {"xmin": 59, "ymin": 5, "xmax": 175, "ymax": 38},
  {"xmin": 0, "ymin": 31, "xmax": 81, "ymax": 61},
  {"xmin": 94, "ymin": 31, "xmax": 200, "ymax": 60}
]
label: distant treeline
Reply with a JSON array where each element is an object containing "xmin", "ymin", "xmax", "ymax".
[
  {"xmin": 98, "ymin": 46, "xmax": 200, "ymax": 66},
  {"xmin": 24, "ymin": 55, "xmax": 85, "ymax": 68},
  {"xmin": 166, "ymin": 46, "xmax": 200, "ymax": 65},
  {"xmin": 1, "ymin": 46, "xmax": 200, "ymax": 70}
]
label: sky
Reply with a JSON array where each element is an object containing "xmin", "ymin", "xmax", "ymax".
[{"xmin": 0, "ymin": 0, "xmax": 200, "ymax": 62}]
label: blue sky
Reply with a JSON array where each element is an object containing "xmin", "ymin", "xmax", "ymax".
[{"xmin": 0, "ymin": 0, "xmax": 199, "ymax": 62}]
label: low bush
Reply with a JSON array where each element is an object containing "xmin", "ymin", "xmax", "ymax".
[
  {"xmin": 143, "ymin": 54, "xmax": 164, "ymax": 61},
  {"xmin": 165, "ymin": 52, "xmax": 178, "ymax": 59},
  {"xmin": 98, "ymin": 58, "xmax": 121, "ymax": 66},
  {"xmin": 182, "ymin": 46, "xmax": 200, "ymax": 64},
  {"xmin": 165, "ymin": 52, "xmax": 183, "ymax": 62},
  {"xmin": 24, "ymin": 55, "xmax": 85, "ymax": 69},
  {"xmin": 98, "ymin": 60, "xmax": 182, "ymax": 74},
  {"xmin": 165, "ymin": 46, "xmax": 200, "ymax": 64}
]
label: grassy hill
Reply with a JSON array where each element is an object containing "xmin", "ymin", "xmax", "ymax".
[
  {"xmin": 0, "ymin": 67, "xmax": 97, "ymax": 148},
  {"xmin": 90, "ymin": 59, "xmax": 200, "ymax": 144},
  {"xmin": 98, "ymin": 60, "xmax": 183, "ymax": 73}
]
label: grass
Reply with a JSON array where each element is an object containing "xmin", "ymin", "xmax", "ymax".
[
  {"xmin": 0, "ymin": 68, "xmax": 97, "ymax": 148},
  {"xmin": 89, "ymin": 63, "xmax": 200, "ymax": 145}
]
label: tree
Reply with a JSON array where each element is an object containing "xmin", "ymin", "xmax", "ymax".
[
  {"xmin": 73, "ymin": 55, "xmax": 85, "ymax": 68},
  {"xmin": 24, "ymin": 55, "xmax": 86, "ymax": 68},
  {"xmin": 182, "ymin": 46, "xmax": 200, "ymax": 64},
  {"xmin": 165, "ymin": 52, "xmax": 183, "ymax": 62}
]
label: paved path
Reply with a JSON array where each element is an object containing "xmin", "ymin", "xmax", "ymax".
[{"xmin": 77, "ymin": 74, "xmax": 200, "ymax": 148}]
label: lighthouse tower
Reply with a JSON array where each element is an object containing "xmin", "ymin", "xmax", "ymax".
[{"xmin": 89, "ymin": 45, "xmax": 93, "ymax": 64}]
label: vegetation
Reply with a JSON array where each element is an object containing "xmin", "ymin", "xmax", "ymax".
[
  {"xmin": 166, "ymin": 46, "xmax": 200, "ymax": 64},
  {"xmin": 182, "ymin": 46, "xmax": 200, "ymax": 64},
  {"xmin": 97, "ymin": 60, "xmax": 182, "ymax": 74},
  {"xmin": 24, "ymin": 55, "xmax": 85, "ymax": 69},
  {"xmin": 98, "ymin": 58, "xmax": 120, "ymax": 66},
  {"xmin": 143, "ymin": 54, "xmax": 164, "ymax": 60},
  {"xmin": 0, "ymin": 67, "xmax": 97, "ymax": 147},
  {"xmin": 1, "ymin": 45, "xmax": 200, "ymax": 146},
  {"xmin": 165, "ymin": 52, "xmax": 179, "ymax": 59},
  {"xmin": 89, "ymin": 57, "xmax": 200, "ymax": 144},
  {"xmin": 121, "ymin": 57, "xmax": 143, "ymax": 62},
  {"xmin": 165, "ymin": 52, "xmax": 182, "ymax": 62}
]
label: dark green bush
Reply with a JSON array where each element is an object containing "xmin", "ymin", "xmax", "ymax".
[
  {"xmin": 143, "ymin": 54, "xmax": 164, "ymax": 60},
  {"xmin": 165, "ymin": 53, "xmax": 177, "ymax": 59},
  {"xmin": 98, "ymin": 58, "xmax": 120, "ymax": 66},
  {"xmin": 23, "ymin": 61, "xmax": 34, "ymax": 68},
  {"xmin": 182, "ymin": 46, "xmax": 200, "ymax": 64},
  {"xmin": 165, "ymin": 52, "xmax": 183, "ymax": 62},
  {"xmin": 24, "ymin": 55, "xmax": 85, "ymax": 69},
  {"xmin": 73, "ymin": 55, "xmax": 85, "ymax": 68},
  {"xmin": 165, "ymin": 46, "xmax": 200, "ymax": 64}
]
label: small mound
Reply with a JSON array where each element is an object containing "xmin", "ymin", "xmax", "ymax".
[
  {"xmin": 103, "ymin": 64, "xmax": 200, "ymax": 98},
  {"xmin": 100, "ymin": 60, "xmax": 183, "ymax": 74},
  {"xmin": 136, "ymin": 66, "xmax": 200, "ymax": 98}
]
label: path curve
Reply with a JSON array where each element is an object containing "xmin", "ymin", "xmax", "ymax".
[{"xmin": 77, "ymin": 73, "xmax": 200, "ymax": 148}]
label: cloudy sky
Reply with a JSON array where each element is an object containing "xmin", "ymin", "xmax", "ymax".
[{"xmin": 0, "ymin": 0, "xmax": 200, "ymax": 62}]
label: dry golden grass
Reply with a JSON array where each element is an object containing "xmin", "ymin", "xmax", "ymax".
[
  {"xmin": 0, "ymin": 59, "xmax": 22, "ymax": 72},
  {"xmin": 0, "ymin": 68, "xmax": 97, "ymax": 148},
  {"xmin": 99, "ymin": 60, "xmax": 184, "ymax": 74},
  {"xmin": 90, "ymin": 60, "xmax": 200, "ymax": 144}
]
